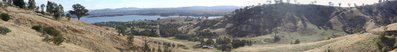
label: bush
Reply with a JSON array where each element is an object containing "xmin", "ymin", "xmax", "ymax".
[
  {"xmin": 43, "ymin": 27, "xmax": 61, "ymax": 36},
  {"xmin": 1, "ymin": 13, "xmax": 11, "ymax": 21},
  {"xmin": 31, "ymin": 26, "xmax": 64, "ymax": 45},
  {"xmin": 291, "ymin": 39, "xmax": 300, "ymax": 44},
  {"xmin": 31, "ymin": 25, "xmax": 44, "ymax": 32},
  {"xmin": 53, "ymin": 34, "xmax": 64, "ymax": 45},
  {"xmin": 0, "ymin": 26, "xmax": 11, "ymax": 34}
]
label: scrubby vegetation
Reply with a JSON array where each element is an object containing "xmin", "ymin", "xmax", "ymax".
[
  {"xmin": 32, "ymin": 25, "xmax": 64, "ymax": 45},
  {"xmin": 290, "ymin": 39, "xmax": 300, "ymax": 44},
  {"xmin": 0, "ymin": 13, "xmax": 11, "ymax": 21},
  {"xmin": 374, "ymin": 30, "xmax": 397, "ymax": 52},
  {"xmin": 94, "ymin": 20, "xmax": 180, "ymax": 37},
  {"xmin": 159, "ymin": 24, "xmax": 182, "ymax": 37},
  {"xmin": 0, "ymin": 26, "xmax": 11, "ymax": 35}
]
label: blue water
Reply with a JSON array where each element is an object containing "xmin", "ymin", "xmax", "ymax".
[{"xmin": 78, "ymin": 15, "xmax": 163, "ymax": 23}]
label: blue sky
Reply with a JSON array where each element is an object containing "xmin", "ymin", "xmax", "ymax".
[{"xmin": 36, "ymin": 0, "xmax": 378, "ymax": 11}]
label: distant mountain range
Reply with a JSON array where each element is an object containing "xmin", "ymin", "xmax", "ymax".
[{"xmin": 87, "ymin": 6, "xmax": 241, "ymax": 17}]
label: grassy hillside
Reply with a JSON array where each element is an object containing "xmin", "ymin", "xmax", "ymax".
[{"xmin": 0, "ymin": 6, "xmax": 176, "ymax": 52}]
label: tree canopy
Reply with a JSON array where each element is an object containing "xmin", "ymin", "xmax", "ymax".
[{"xmin": 69, "ymin": 4, "xmax": 89, "ymax": 20}]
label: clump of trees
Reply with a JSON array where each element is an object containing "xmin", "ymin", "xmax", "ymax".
[
  {"xmin": 28, "ymin": 0, "xmax": 36, "ymax": 9},
  {"xmin": 32, "ymin": 25, "xmax": 64, "ymax": 45},
  {"xmin": 197, "ymin": 30, "xmax": 217, "ymax": 38},
  {"xmin": 116, "ymin": 26, "xmax": 127, "ymax": 35},
  {"xmin": 140, "ymin": 29, "xmax": 160, "ymax": 37},
  {"xmin": 69, "ymin": 4, "xmax": 89, "ymax": 20},
  {"xmin": 196, "ymin": 37, "xmax": 253, "ymax": 52},
  {"xmin": 175, "ymin": 34, "xmax": 195, "ymax": 40},
  {"xmin": 0, "ymin": 26, "xmax": 11, "ymax": 35},
  {"xmin": 46, "ymin": 1, "xmax": 65, "ymax": 20},
  {"xmin": 0, "ymin": 13, "xmax": 11, "ymax": 21},
  {"xmin": 116, "ymin": 26, "xmax": 159, "ymax": 37},
  {"xmin": 13, "ymin": 0, "xmax": 25, "ymax": 8},
  {"xmin": 40, "ymin": 4, "xmax": 45, "ymax": 14},
  {"xmin": 160, "ymin": 24, "xmax": 182, "ymax": 37}
]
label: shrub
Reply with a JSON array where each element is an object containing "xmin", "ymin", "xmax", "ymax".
[
  {"xmin": 53, "ymin": 34, "xmax": 64, "ymax": 45},
  {"xmin": 127, "ymin": 35, "xmax": 134, "ymax": 45},
  {"xmin": 1, "ymin": 13, "xmax": 11, "ymax": 21},
  {"xmin": 31, "ymin": 26, "xmax": 64, "ymax": 45},
  {"xmin": 31, "ymin": 25, "xmax": 44, "ymax": 32},
  {"xmin": 43, "ymin": 27, "xmax": 61, "ymax": 36},
  {"xmin": 0, "ymin": 26, "xmax": 11, "ymax": 34},
  {"xmin": 206, "ymin": 39, "xmax": 215, "ymax": 46},
  {"xmin": 291, "ymin": 39, "xmax": 300, "ymax": 44}
]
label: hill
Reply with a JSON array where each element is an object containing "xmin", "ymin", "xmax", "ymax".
[
  {"xmin": 184, "ymin": 1, "xmax": 397, "ymax": 42},
  {"xmin": 0, "ymin": 6, "xmax": 174, "ymax": 52},
  {"xmin": 173, "ymin": 1, "xmax": 397, "ymax": 52}
]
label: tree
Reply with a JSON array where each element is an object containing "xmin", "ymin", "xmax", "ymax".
[
  {"xmin": 127, "ymin": 35, "xmax": 134, "ymax": 46},
  {"xmin": 69, "ymin": 4, "xmax": 89, "ymax": 20},
  {"xmin": 149, "ymin": 29, "xmax": 159, "ymax": 37},
  {"xmin": 206, "ymin": 39, "xmax": 215, "ymax": 46},
  {"xmin": 46, "ymin": 1, "xmax": 61, "ymax": 16},
  {"xmin": 116, "ymin": 26, "xmax": 127, "ymax": 35},
  {"xmin": 328, "ymin": 2, "xmax": 333, "ymax": 6},
  {"xmin": 222, "ymin": 43, "xmax": 233, "ymax": 52},
  {"xmin": 40, "ymin": 4, "xmax": 45, "ymax": 13},
  {"xmin": 28, "ymin": 0, "xmax": 36, "ymax": 9},
  {"xmin": 66, "ymin": 14, "xmax": 72, "ymax": 20},
  {"xmin": 13, "ymin": 0, "xmax": 25, "ymax": 8},
  {"xmin": 35, "ymin": 6, "xmax": 40, "ymax": 11},
  {"xmin": 46, "ymin": 1, "xmax": 53, "ymax": 13},
  {"xmin": 217, "ymin": 37, "xmax": 233, "ymax": 52},
  {"xmin": 3, "ymin": 0, "xmax": 12, "ymax": 6},
  {"xmin": 143, "ymin": 39, "xmax": 150, "ymax": 52},
  {"xmin": 53, "ymin": 5, "xmax": 62, "ymax": 20},
  {"xmin": 338, "ymin": 3, "xmax": 341, "ymax": 7},
  {"xmin": 58, "ymin": 5, "xmax": 64, "ymax": 16}
]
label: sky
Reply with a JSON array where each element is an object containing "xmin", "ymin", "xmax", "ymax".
[{"xmin": 36, "ymin": 0, "xmax": 379, "ymax": 11}]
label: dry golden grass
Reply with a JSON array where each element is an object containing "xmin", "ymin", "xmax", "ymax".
[
  {"xmin": 0, "ymin": 6, "xmax": 161, "ymax": 52},
  {"xmin": 233, "ymin": 33, "xmax": 382, "ymax": 52}
]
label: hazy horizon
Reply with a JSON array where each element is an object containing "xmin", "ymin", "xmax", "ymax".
[{"xmin": 37, "ymin": 0, "xmax": 378, "ymax": 10}]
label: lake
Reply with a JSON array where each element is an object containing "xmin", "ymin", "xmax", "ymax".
[
  {"xmin": 78, "ymin": 15, "xmax": 163, "ymax": 23},
  {"xmin": 78, "ymin": 15, "xmax": 223, "ymax": 23}
]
